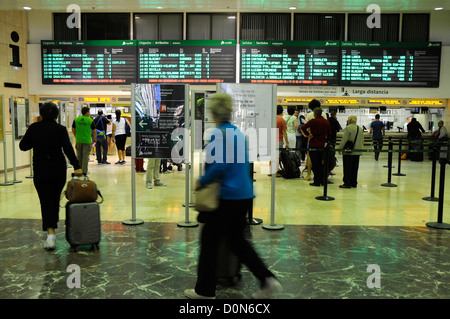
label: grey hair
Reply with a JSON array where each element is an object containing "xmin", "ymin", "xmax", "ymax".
[
  {"xmin": 209, "ymin": 93, "xmax": 233, "ymax": 123},
  {"xmin": 348, "ymin": 115, "xmax": 357, "ymax": 123}
]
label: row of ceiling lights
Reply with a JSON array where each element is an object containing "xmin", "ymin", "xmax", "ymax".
[{"xmin": 22, "ymin": 6, "xmax": 446, "ymax": 11}]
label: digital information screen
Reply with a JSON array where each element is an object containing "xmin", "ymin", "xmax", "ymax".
[
  {"xmin": 138, "ymin": 40, "xmax": 236, "ymax": 84},
  {"xmin": 240, "ymin": 40, "xmax": 340, "ymax": 85},
  {"xmin": 340, "ymin": 42, "xmax": 441, "ymax": 87},
  {"xmin": 41, "ymin": 40, "xmax": 137, "ymax": 84}
]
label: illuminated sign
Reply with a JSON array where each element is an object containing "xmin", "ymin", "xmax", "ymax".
[
  {"xmin": 341, "ymin": 42, "xmax": 441, "ymax": 87},
  {"xmin": 41, "ymin": 40, "xmax": 137, "ymax": 84},
  {"xmin": 240, "ymin": 41, "xmax": 340, "ymax": 85}
]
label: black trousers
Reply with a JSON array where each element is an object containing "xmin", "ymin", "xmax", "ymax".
[
  {"xmin": 33, "ymin": 162, "xmax": 67, "ymax": 231},
  {"xmin": 342, "ymin": 155, "xmax": 360, "ymax": 187},
  {"xmin": 309, "ymin": 149, "xmax": 324, "ymax": 185},
  {"xmin": 195, "ymin": 198, "xmax": 274, "ymax": 297},
  {"xmin": 373, "ymin": 138, "xmax": 383, "ymax": 160}
]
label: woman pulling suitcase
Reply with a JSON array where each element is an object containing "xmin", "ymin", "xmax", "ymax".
[{"xmin": 20, "ymin": 102, "xmax": 82, "ymax": 250}]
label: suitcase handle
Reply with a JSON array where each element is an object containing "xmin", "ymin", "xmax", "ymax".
[{"xmin": 72, "ymin": 172, "xmax": 88, "ymax": 179}]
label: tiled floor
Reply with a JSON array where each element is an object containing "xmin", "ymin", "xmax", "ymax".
[{"xmin": 1, "ymin": 151, "xmax": 450, "ymax": 299}]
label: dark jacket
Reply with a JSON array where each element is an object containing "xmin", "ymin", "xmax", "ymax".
[
  {"xmin": 19, "ymin": 119, "xmax": 81, "ymax": 170},
  {"xmin": 407, "ymin": 119, "xmax": 425, "ymax": 139}
]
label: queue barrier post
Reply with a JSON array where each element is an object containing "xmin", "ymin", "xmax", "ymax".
[
  {"xmin": 381, "ymin": 137, "xmax": 397, "ymax": 187},
  {"xmin": 426, "ymin": 158, "xmax": 450, "ymax": 230},
  {"xmin": 423, "ymin": 144, "xmax": 439, "ymax": 202},
  {"xmin": 316, "ymin": 146, "xmax": 335, "ymax": 201},
  {"xmin": 392, "ymin": 139, "xmax": 406, "ymax": 177}
]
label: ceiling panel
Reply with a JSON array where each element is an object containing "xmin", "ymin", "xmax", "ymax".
[{"xmin": 0, "ymin": 0, "xmax": 449, "ymax": 11}]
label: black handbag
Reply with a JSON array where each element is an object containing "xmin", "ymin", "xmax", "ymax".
[{"xmin": 344, "ymin": 126, "xmax": 359, "ymax": 150}]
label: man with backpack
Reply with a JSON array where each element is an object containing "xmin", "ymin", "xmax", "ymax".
[{"xmin": 93, "ymin": 109, "xmax": 111, "ymax": 165}]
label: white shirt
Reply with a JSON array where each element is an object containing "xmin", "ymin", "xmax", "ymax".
[{"xmin": 114, "ymin": 117, "xmax": 127, "ymax": 135}]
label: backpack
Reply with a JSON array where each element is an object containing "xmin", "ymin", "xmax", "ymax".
[{"xmin": 280, "ymin": 149, "xmax": 301, "ymax": 179}]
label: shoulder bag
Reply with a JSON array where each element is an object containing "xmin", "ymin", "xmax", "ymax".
[
  {"xmin": 194, "ymin": 181, "xmax": 220, "ymax": 212},
  {"xmin": 344, "ymin": 126, "xmax": 359, "ymax": 150}
]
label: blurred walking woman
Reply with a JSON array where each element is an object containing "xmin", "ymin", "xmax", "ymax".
[
  {"xmin": 184, "ymin": 93, "xmax": 282, "ymax": 299},
  {"xmin": 19, "ymin": 102, "xmax": 82, "ymax": 250}
]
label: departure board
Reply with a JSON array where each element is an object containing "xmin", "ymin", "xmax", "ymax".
[
  {"xmin": 138, "ymin": 40, "xmax": 236, "ymax": 84},
  {"xmin": 240, "ymin": 40, "xmax": 340, "ymax": 85},
  {"xmin": 340, "ymin": 42, "xmax": 441, "ymax": 87},
  {"xmin": 41, "ymin": 40, "xmax": 137, "ymax": 84}
]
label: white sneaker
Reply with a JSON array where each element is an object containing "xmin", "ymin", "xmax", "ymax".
[
  {"xmin": 44, "ymin": 237, "xmax": 56, "ymax": 250},
  {"xmin": 252, "ymin": 277, "xmax": 282, "ymax": 299},
  {"xmin": 184, "ymin": 289, "xmax": 215, "ymax": 299},
  {"xmin": 154, "ymin": 181, "xmax": 166, "ymax": 187},
  {"xmin": 146, "ymin": 183, "xmax": 153, "ymax": 189}
]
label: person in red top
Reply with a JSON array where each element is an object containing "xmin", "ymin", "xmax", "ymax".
[
  {"xmin": 273, "ymin": 105, "xmax": 289, "ymax": 176},
  {"xmin": 300, "ymin": 105, "xmax": 331, "ymax": 186}
]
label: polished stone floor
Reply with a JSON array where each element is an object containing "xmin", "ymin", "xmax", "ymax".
[
  {"xmin": 0, "ymin": 219, "xmax": 449, "ymax": 299},
  {"xmin": 1, "ymin": 151, "xmax": 450, "ymax": 300}
]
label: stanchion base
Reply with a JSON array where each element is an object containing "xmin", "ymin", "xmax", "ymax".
[
  {"xmin": 383, "ymin": 165, "xmax": 395, "ymax": 168},
  {"xmin": 0, "ymin": 182, "xmax": 14, "ymax": 186},
  {"xmin": 381, "ymin": 183, "xmax": 397, "ymax": 187},
  {"xmin": 426, "ymin": 222, "xmax": 450, "ymax": 230},
  {"xmin": 392, "ymin": 173, "xmax": 406, "ymax": 176},
  {"xmin": 25, "ymin": 176, "xmax": 33, "ymax": 179},
  {"xmin": 315, "ymin": 195, "xmax": 335, "ymax": 201},
  {"xmin": 13, "ymin": 180, "xmax": 22, "ymax": 184},
  {"xmin": 247, "ymin": 218, "xmax": 263, "ymax": 225},
  {"xmin": 422, "ymin": 196, "xmax": 439, "ymax": 202},
  {"xmin": 182, "ymin": 203, "xmax": 195, "ymax": 207},
  {"xmin": 177, "ymin": 221, "xmax": 199, "ymax": 228},
  {"xmin": 262, "ymin": 224, "xmax": 285, "ymax": 230},
  {"xmin": 122, "ymin": 219, "xmax": 144, "ymax": 226}
]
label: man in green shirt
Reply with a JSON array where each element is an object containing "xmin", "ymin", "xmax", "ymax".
[{"xmin": 72, "ymin": 106, "xmax": 97, "ymax": 174}]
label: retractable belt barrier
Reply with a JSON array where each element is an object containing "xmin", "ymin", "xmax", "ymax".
[{"xmin": 299, "ymin": 138, "xmax": 450, "ymax": 230}]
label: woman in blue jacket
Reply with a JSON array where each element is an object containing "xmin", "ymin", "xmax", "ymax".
[{"xmin": 184, "ymin": 93, "xmax": 282, "ymax": 299}]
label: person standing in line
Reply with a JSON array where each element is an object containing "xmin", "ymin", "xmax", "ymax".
[
  {"xmin": 112, "ymin": 109, "xmax": 130, "ymax": 164},
  {"xmin": 93, "ymin": 109, "xmax": 111, "ymax": 165},
  {"xmin": 72, "ymin": 106, "xmax": 96, "ymax": 174},
  {"xmin": 283, "ymin": 105, "xmax": 297, "ymax": 150},
  {"xmin": 407, "ymin": 117, "xmax": 426, "ymax": 162},
  {"xmin": 300, "ymin": 105, "xmax": 331, "ymax": 187},
  {"xmin": 106, "ymin": 115, "xmax": 114, "ymax": 155},
  {"xmin": 302, "ymin": 99, "xmax": 321, "ymax": 180},
  {"xmin": 145, "ymin": 158, "xmax": 166, "ymax": 189},
  {"xmin": 295, "ymin": 107, "xmax": 305, "ymax": 160},
  {"xmin": 185, "ymin": 93, "xmax": 282, "ymax": 299},
  {"xmin": 269, "ymin": 105, "xmax": 289, "ymax": 176},
  {"xmin": 337, "ymin": 115, "xmax": 364, "ymax": 188},
  {"xmin": 328, "ymin": 110, "xmax": 342, "ymax": 150},
  {"xmin": 369, "ymin": 114, "xmax": 385, "ymax": 161},
  {"xmin": 20, "ymin": 102, "xmax": 83, "ymax": 250}
]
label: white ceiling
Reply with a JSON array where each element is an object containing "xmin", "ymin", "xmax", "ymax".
[{"xmin": 0, "ymin": 0, "xmax": 449, "ymax": 12}]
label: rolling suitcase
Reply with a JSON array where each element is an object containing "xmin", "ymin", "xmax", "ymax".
[
  {"xmin": 216, "ymin": 238, "xmax": 242, "ymax": 286},
  {"xmin": 66, "ymin": 201, "xmax": 101, "ymax": 251}
]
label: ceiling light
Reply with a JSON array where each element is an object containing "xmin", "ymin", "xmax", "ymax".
[
  {"xmin": 434, "ymin": 7, "xmax": 444, "ymax": 10},
  {"xmin": 23, "ymin": 6, "xmax": 32, "ymax": 10},
  {"xmin": 156, "ymin": 6, "xmax": 163, "ymax": 9},
  {"xmin": 227, "ymin": 15, "xmax": 236, "ymax": 20},
  {"xmin": 289, "ymin": 6, "xmax": 297, "ymax": 10}
]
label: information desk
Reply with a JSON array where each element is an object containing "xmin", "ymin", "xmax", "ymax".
[
  {"xmin": 41, "ymin": 40, "xmax": 137, "ymax": 84},
  {"xmin": 240, "ymin": 40, "xmax": 340, "ymax": 85},
  {"xmin": 340, "ymin": 42, "xmax": 441, "ymax": 87},
  {"xmin": 138, "ymin": 40, "xmax": 236, "ymax": 84}
]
